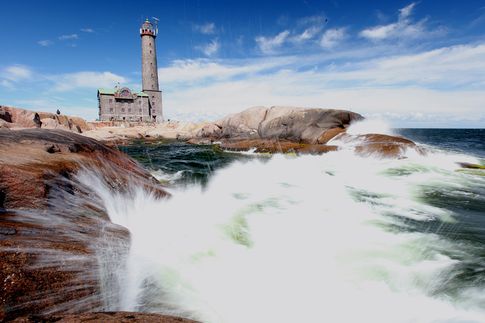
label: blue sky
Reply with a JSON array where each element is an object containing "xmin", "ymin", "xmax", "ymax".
[{"xmin": 1, "ymin": 0, "xmax": 484, "ymax": 127}]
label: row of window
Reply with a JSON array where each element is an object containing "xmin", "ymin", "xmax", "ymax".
[
  {"xmin": 108, "ymin": 99, "xmax": 143, "ymax": 104},
  {"xmin": 106, "ymin": 116, "xmax": 157, "ymax": 121},
  {"xmin": 109, "ymin": 108, "xmax": 145, "ymax": 113}
]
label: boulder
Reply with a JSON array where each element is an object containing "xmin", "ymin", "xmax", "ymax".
[
  {"xmin": 258, "ymin": 107, "xmax": 363, "ymax": 143},
  {"xmin": 336, "ymin": 133, "xmax": 422, "ymax": 158},
  {"xmin": 0, "ymin": 129, "xmax": 168, "ymax": 321},
  {"xmin": 0, "ymin": 106, "xmax": 93, "ymax": 132},
  {"xmin": 198, "ymin": 106, "xmax": 363, "ymax": 144},
  {"xmin": 195, "ymin": 123, "xmax": 223, "ymax": 138},
  {"xmin": 218, "ymin": 106, "xmax": 268, "ymax": 139}
]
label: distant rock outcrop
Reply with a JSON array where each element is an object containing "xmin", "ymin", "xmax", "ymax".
[
  {"xmin": 191, "ymin": 106, "xmax": 423, "ymax": 158},
  {"xmin": 197, "ymin": 106, "xmax": 364, "ymax": 144},
  {"xmin": 0, "ymin": 105, "xmax": 92, "ymax": 133}
]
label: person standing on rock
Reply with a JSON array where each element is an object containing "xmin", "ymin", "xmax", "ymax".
[
  {"xmin": 56, "ymin": 109, "xmax": 61, "ymax": 115},
  {"xmin": 33, "ymin": 113, "xmax": 42, "ymax": 128}
]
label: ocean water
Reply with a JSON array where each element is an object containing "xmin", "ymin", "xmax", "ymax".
[
  {"xmin": 101, "ymin": 128, "xmax": 485, "ymax": 322},
  {"xmin": 396, "ymin": 129, "xmax": 485, "ymax": 158}
]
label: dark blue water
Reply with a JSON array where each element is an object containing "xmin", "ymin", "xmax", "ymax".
[
  {"xmin": 119, "ymin": 140, "xmax": 258, "ymax": 185},
  {"xmin": 396, "ymin": 129, "xmax": 485, "ymax": 158}
]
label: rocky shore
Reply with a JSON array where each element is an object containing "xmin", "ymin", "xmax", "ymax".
[
  {"xmin": 0, "ymin": 129, "xmax": 187, "ymax": 321},
  {"xmin": 1, "ymin": 105, "xmax": 421, "ymax": 158},
  {"xmin": 0, "ymin": 104, "xmax": 423, "ymax": 320}
]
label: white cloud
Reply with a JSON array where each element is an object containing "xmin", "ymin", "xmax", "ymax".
[
  {"xmin": 51, "ymin": 71, "xmax": 127, "ymax": 91},
  {"xmin": 359, "ymin": 2, "xmax": 443, "ymax": 41},
  {"xmin": 399, "ymin": 2, "xmax": 416, "ymax": 20},
  {"xmin": 320, "ymin": 28, "xmax": 346, "ymax": 49},
  {"xmin": 196, "ymin": 39, "xmax": 220, "ymax": 57},
  {"xmin": 80, "ymin": 28, "xmax": 94, "ymax": 33},
  {"xmin": 59, "ymin": 34, "xmax": 79, "ymax": 41},
  {"xmin": 324, "ymin": 43, "xmax": 485, "ymax": 88},
  {"xmin": 158, "ymin": 57, "xmax": 298, "ymax": 84},
  {"xmin": 2, "ymin": 65, "xmax": 33, "ymax": 81},
  {"xmin": 38, "ymin": 40, "xmax": 53, "ymax": 47},
  {"xmin": 158, "ymin": 43, "xmax": 485, "ymax": 126},
  {"xmin": 194, "ymin": 22, "xmax": 216, "ymax": 35},
  {"xmin": 292, "ymin": 26, "xmax": 322, "ymax": 43},
  {"xmin": 255, "ymin": 30, "xmax": 290, "ymax": 54}
]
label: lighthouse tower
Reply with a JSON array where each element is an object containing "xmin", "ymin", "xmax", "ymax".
[{"xmin": 140, "ymin": 18, "xmax": 163, "ymax": 122}]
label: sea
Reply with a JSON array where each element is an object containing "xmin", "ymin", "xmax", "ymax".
[{"xmin": 94, "ymin": 128, "xmax": 485, "ymax": 322}]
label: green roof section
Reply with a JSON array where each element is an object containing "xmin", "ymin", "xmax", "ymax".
[{"xmin": 98, "ymin": 88, "xmax": 148, "ymax": 97}]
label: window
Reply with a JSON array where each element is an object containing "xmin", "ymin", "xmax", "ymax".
[
  {"xmin": 109, "ymin": 108, "xmax": 113, "ymax": 112},
  {"xmin": 128, "ymin": 108, "xmax": 131, "ymax": 113},
  {"xmin": 138, "ymin": 100, "xmax": 141, "ymax": 104},
  {"xmin": 139, "ymin": 109, "xmax": 142, "ymax": 113},
  {"xmin": 150, "ymin": 50, "xmax": 152, "ymax": 54},
  {"xmin": 109, "ymin": 99, "xmax": 113, "ymax": 103},
  {"xmin": 121, "ymin": 108, "xmax": 125, "ymax": 112}
]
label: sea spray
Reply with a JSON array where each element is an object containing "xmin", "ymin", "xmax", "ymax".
[{"xmin": 80, "ymin": 147, "xmax": 485, "ymax": 322}]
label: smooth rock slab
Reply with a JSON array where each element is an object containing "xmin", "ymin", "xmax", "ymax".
[{"xmin": 0, "ymin": 129, "xmax": 169, "ymax": 321}]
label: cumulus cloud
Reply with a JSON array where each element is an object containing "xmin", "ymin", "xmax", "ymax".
[
  {"xmin": 193, "ymin": 22, "xmax": 216, "ymax": 35},
  {"xmin": 196, "ymin": 39, "xmax": 220, "ymax": 57},
  {"xmin": 255, "ymin": 30, "xmax": 290, "ymax": 54},
  {"xmin": 359, "ymin": 2, "xmax": 443, "ymax": 41},
  {"xmin": 320, "ymin": 28, "xmax": 346, "ymax": 49},
  {"xmin": 292, "ymin": 26, "xmax": 322, "ymax": 43},
  {"xmin": 80, "ymin": 28, "xmax": 94, "ymax": 33},
  {"xmin": 59, "ymin": 34, "xmax": 79, "ymax": 41},
  {"xmin": 38, "ymin": 40, "xmax": 53, "ymax": 47},
  {"xmin": 51, "ymin": 71, "xmax": 127, "ymax": 91}
]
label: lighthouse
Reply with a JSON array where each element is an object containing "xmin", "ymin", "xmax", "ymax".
[
  {"xmin": 97, "ymin": 18, "xmax": 163, "ymax": 123},
  {"xmin": 140, "ymin": 18, "xmax": 163, "ymax": 122}
]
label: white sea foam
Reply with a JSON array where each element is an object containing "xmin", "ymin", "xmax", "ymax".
[
  {"xmin": 151, "ymin": 169, "xmax": 185, "ymax": 184},
  {"xmin": 79, "ymin": 147, "xmax": 485, "ymax": 323},
  {"xmin": 346, "ymin": 118, "xmax": 394, "ymax": 136}
]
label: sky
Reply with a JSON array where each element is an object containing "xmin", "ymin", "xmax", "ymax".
[{"xmin": 0, "ymin": 0, "xmax": 484, "ymax": 127}]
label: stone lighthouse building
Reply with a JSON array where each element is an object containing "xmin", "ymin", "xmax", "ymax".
[{"xmin": 98, "ymin": 18, "xmax": 163, "ymax": 122}]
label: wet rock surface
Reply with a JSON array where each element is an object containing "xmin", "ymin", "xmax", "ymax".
[
  {"xmin": 12, "ymin": 311, "xmax": 198, "ymax": 322},
  {"xmin": 335, "ymin": 133, "xmax": 422, "ymax": 158},
  {"xmin": 0, "ymin": 129, "xmax": 169, "ymax": 321},
  {"xmin": 219, "ymin": 139, "xmax": 338, "ymax": 154}
]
